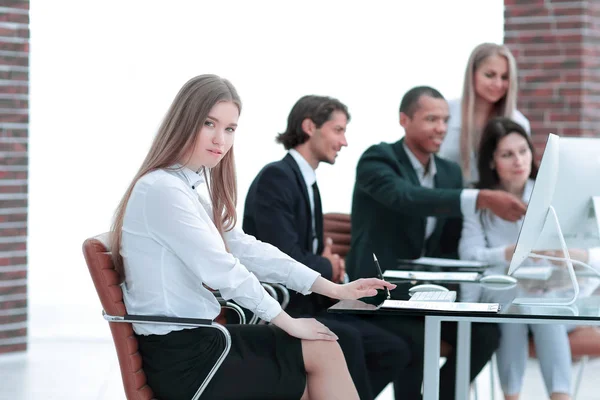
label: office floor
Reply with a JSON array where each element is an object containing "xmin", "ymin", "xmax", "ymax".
[{"xmin": 2, "ymin": 305, "xmax": 600, "ymax": 400}]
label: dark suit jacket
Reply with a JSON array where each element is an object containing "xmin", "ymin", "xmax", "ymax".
[
  {"xmin": 243, "ymin": 153, "xmax": 333, "ymax": 316},
  {"xmin": 347, "ymin": 138, "xmax": 465, "ymax": 279}
]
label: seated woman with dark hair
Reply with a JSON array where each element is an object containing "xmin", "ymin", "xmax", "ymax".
[{"xmin": 458, "ymin": 117, "xmax": 572, "ymax": 400}]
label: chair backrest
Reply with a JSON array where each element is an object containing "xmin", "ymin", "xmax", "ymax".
[
  {"xmin": 323, "ymin": 213, "xmax": 351, "ymax": 259},
  {"xmin": 82, "ymin": 233, "xmax": 155, "ymax": 400},
  {"xmin": 529, "ymin": 326, "xmax": 600, "ymax": 360}
]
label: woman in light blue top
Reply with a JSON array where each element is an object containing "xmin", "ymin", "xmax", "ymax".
[
  {"xmin": 440, "ymin": 43, "xmax": 531, "ymax": 186},
  {"xmin": 459, "ymin": 117, "xmax": 571, "ymax": 400}
]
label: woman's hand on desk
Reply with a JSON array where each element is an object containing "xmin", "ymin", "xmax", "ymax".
[
  {"xmin": 335, "ymin": 278, "xmax": 397, "ymax": 300},
  {"xmin": 271, "ymin": 311, "xmax": 338, "ymax": 341},
  {"xmin": 310, "ymin": 276, "xmax": 396, "ymax": 300},
  {"xmin": 333, "ymin": 278, "xmax": 396, "ymax": 300}
]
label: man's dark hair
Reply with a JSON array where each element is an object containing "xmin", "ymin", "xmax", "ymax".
[
  {"xmin": 276, "ymin": 95, "xmax": 350, "ymax": 150},
  {"xmin": 399, "ymin": 86, "xmax": 445, "ymax": 118}
]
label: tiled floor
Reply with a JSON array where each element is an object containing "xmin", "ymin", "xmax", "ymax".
[{"xmin": 2, "ymin": 305, "xmax": 600, "ymax": 399}]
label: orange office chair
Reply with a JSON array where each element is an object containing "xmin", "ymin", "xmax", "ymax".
[
  {"xmin": 487, "ymin": 328, "xmax": 600, "ymax": 400},
  {"xmin": 529, "ymin": 326, "xmax": 600, "ymax": 400},
  {"xmin": 83, "ymin": 233, "xmax": 241, "ymax": 399},
  {"xmin": 323, "ymin": 212, "xmax": 352, "ymax": 258}
]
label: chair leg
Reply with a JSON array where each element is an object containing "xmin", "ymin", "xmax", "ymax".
[
  {"xmin": 191, "ymin": 323, "xmax": 232, "ymax": 399},
  {"xmin": 490, "ymin": 354, "xmax": 496, "ymax": 400},
  {"xmin": 572, "ymin": 356, "xmax": 588, "ymax": 400}
]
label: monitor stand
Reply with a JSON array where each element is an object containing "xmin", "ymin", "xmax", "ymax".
[{"xmin": 512, "ymin": 205, "xmax": 597, "ymax": 306}]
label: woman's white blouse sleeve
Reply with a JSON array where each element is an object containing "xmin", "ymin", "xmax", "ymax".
[
  {"xmin": 459, "ymin": 210, "xmax": 506, "ymax": 265},
  {"xmin": 143, "ymin": 179, "xmax": 283, "ymax": 321},
  {"xmin": 224, "ymin": 225, "xmax": 320, "ymax": 295}
]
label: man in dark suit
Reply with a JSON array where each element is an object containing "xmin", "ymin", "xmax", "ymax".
[
  {"xmin": 244, "ymin": 95, "xmax": 411, "ymax": 400},
  {"xmin": 346, "ymin": 86, "xmax": 528, "ymax": 400}
]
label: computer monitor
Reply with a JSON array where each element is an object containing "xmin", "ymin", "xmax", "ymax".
[{"xmin": 508, "ymin": 134, "xmax": 600, "ymax": 305}]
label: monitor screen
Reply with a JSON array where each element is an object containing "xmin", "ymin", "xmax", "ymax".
[{"xmin": 509, "ymin": 134, "xmax": 600, "ymax": 275}]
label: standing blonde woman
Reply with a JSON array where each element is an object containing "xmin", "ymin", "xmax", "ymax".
[
  {"xmin": 110, "ymin": 74, "xmax": 394, "ymax": 400},
  {"xmin": 439, "ymin": 42, "xmax": 531, "ymax": 186}
]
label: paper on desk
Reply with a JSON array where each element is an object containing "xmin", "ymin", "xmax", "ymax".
[
  {"xmin": 383, "ymin": 270, "xmax": 480, "ymax": 282},
  {"xmin": 398, "ymin": 257, "xmax": 488, "ymax": 268},
  {"xmin": 381, "ymin": 299, "xmax": 501, "ymax": 313}
]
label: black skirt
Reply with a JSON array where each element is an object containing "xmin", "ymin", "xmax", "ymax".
[{"xmin": 137, "ymin": 324, "xmax": 307, "ymax": 400}]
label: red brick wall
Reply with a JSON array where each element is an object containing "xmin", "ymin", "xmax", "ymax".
[
  {"xmin": 504, "ymin": 0, "xmax": 600, "ymax": 157},
  {"xmin": 0, "ymin": 1, "xmax": 29, "ymax": 355}
]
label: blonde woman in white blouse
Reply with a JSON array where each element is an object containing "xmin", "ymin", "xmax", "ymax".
[
  {"xmin": 439, "ymin": 42, "xmax": 530, "ymax": 187},
  {"xmin": 110, "ymin": 74, "xmax": 395, "ymax": 400},
  {"xmin": 459, "ymin": 117, "xmax": 571, "ymax": 400}
]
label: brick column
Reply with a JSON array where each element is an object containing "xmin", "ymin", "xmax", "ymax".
[
  {"xmin": 504, "ymin": 0, "xmax": 600, "ymax": 156},
  {"xmin": 0, "ymin": 1, "xmax": 29, "ymax": 355}
]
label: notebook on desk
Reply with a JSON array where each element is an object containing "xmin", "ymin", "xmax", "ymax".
[
  {"xmin": 383, "ymin": 270, "xmax": 481, "ymax": 282},
  {"xmin": 397, "ymin": 257, "xmax": 488, "ymax": 269},
  {"xmin": 380, "ymin": 299, "xmax": 501, "ymax": 313}
]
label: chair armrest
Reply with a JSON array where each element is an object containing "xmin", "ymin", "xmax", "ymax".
[
  {"xmin": 103, "ymin": 311, "xmax": 213, "ymax": 327},
  {"xmin": 103, "ymin": 310, "xmax": 233, "ymax": 399},
  {"xmin": 222, "ymin": 302, "xmax": 247, "ymax": 324}
]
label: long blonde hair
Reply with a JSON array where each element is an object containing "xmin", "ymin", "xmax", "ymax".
[
  {"xmin": 110, "ymin": 74, "xmax": 241, "ymax": 278},
  {"xmin": 460, "ymin": 43, "xmax": 519, "ymax": 180}
]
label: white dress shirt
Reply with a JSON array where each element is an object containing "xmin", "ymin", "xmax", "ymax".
[
  {"xmin": 121, "ymin": 166, "xmax": 320, "ymax": 335},
  {"xmin": 289, "ymin": 149, "xmax": 319, "ymax": 254},
  {"xmin": 402, "ymin": 143, "xmax": 479, "ymax": 245},
  {"xmin": 459, "ymin": 179, "xmax": 536, "ymax": 270},
  {"xmin": 439, "ymin": 98, "xmax": 531, "ymax": 186}
]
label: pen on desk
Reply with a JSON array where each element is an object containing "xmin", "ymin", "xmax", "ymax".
[{"xmin": 373, "ymin": 253, "xmax": 391, "ymax": 299}]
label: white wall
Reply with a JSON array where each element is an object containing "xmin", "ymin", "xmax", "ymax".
[{"xmin": 28, "ymin": 0, "xmax": 503, "ymax": 338}]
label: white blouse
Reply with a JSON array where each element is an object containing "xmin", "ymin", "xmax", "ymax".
[
  {"xmin": 439, "ymin": 98, "xmax": 531, "ymax": 185},
  {"xmin": 121, "ymin": 166, "xmax": 320, "ymax": 335},
  {"xmin": 459, "ymin": 179, "xmax": 600, "ymax": 302},
  {"xmin": 459, "ymin": 178, "xmax": 600, "ymax": 272},
  {"xmin": 459, "ymin": 179, "xmax": 536, "ymax": 271}
]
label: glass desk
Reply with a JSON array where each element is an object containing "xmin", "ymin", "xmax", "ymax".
[{"xmin": 329, "ymin": 267, "xmax": 600, "ymax": 400}]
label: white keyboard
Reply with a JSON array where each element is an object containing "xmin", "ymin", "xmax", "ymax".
[{"xmin": 409, "ymin": 290, "xmax": 457, "ymax": 302}]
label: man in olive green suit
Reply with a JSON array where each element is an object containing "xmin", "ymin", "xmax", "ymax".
[{"xmin": 346, "ymin": 86, "xmax": 527, "ymax": 400}]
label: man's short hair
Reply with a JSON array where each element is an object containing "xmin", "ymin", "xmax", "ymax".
[
  {"xmin": 276, "ymin": 95, "xmax": 350, "ymax": 150},
  {"xmin": 399, "ymin": 86, "xmax": 445, "ymax": 118}
]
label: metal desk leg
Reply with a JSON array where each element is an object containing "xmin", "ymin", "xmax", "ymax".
[
  {"xmin": 424, "ymin": 316, "xmax": 442, "ymax": 400},
  {"xmin": 456, "ymin": 320, "xmax": 472, "ymax": 400}
]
